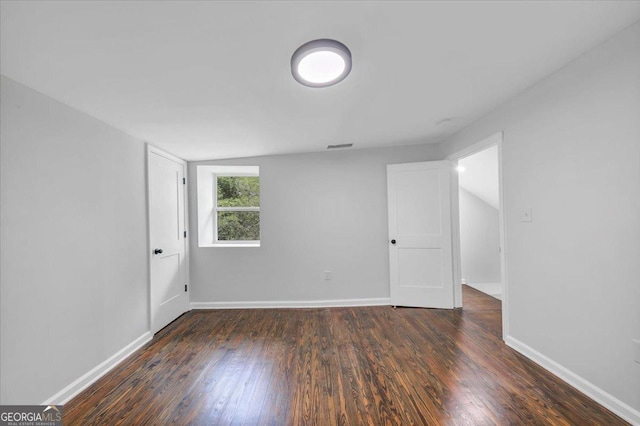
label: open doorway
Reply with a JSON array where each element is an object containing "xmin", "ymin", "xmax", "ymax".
[
  {"xmin": 458, "ymin": 145, "xmax": 501, "ymax": 299},
  {"xmin": 450, "ymin": 132, "xmax": 508, "ymax": 338}
]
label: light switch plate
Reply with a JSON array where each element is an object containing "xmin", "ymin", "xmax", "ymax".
[{"xmin": 521, "ymin": 208, "xmax": 533, "ymax": 222}]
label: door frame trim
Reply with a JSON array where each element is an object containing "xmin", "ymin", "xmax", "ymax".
[
  {"xmin": 146, "ymin": 144, "xmax": 190, "ymax": 334},
  {"xmin": 447, "ymin": 131, "xmax": 508, "ymax": 339}
]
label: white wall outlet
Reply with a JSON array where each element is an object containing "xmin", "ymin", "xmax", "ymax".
[
  {"xmin": 324, "ymin": 270, "xmax": 332, "ymax": 281},
  {"xmin": 634, "ymin": 339, "xmax": 640, "ymax": 364},
  {"xmin": 521, "ymin": 208, "xmax": 533, "ymax": 222}
]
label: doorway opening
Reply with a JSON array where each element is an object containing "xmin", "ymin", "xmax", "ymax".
[
  {"xmin": 459, "ymin": 145, "xmax": 501, "ymax": 299},
  {"xmin": 450, "ymin": 132, "xmax": 508, "ymax": 339}
]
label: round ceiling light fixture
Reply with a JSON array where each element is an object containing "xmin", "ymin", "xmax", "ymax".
[{"xmin": 291, "ymin": 39, "xmax": 352, "ymax": 88}]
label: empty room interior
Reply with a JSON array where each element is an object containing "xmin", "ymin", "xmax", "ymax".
[{"xmin": 1, "ymin": 1, "xmax": 640, "ymax": 424}]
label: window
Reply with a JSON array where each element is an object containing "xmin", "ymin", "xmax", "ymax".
[
  {"xmin": 197, "ymin": 165, "xmax": 260, "ymax": 247},
  {"xmin": 216, "ymin": 175, "xmax": 260, "ymax": 241}
]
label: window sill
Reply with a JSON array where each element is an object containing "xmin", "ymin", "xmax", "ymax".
[{"xmin": 200, "ymin": 243, "xmax": 261, "ymax": 248}]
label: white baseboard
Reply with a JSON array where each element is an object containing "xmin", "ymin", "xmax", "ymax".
[
  {"xmin": 505, "ymin": 336, "xmax": 640, "ymax": 425},
  {"xmin": 42, "ymin": 332, "xmax": 153, "ymax": 405},
  {"xmin": 191, "ymin": 297, "xmax": 391, "ymax": 310},
  {"xmin": 466, "ymin": 282, "xmax": 502, "ymax": 299}
]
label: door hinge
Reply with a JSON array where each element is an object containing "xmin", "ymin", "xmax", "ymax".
[
  {"xmin": 185, "ymin": 284, "xmax": 188, "ymax": 292},
  {"xmin": 183, "ymin": 177, "xmax": 186, "ymax": 185},
  {"xmin": 184, "ymin": 230, "xmax": 187, "ymax": 238}
]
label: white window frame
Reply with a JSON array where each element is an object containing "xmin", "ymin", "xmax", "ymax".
[{"xmin": 197, "ymin": 165, "xmax": 260, "ymax": 247}]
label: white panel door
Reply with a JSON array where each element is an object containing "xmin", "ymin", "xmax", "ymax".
[
  {"xmin": 387, "ymin": 161, "xmax": 454, "ymax": 308},
  {"xmin": 148, "ymin": 146, "xmax": 189, "ymax": 334}
]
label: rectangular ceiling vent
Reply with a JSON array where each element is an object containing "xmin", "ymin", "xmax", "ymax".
[{"xmin": 327, "ymin": 143, "xmax": 353, "ymax": 150}]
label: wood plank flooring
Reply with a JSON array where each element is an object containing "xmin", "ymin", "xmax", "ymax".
[{"xmin": 64, "ymin": 286, "xmax": 627, "ymax": 425}]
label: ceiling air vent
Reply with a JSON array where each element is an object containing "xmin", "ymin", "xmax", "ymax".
[{"xmin": 327, "ymin": 143, "xmax": 353, "ymax": 150}]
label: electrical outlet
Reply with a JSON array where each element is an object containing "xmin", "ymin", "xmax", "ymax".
[
  {"xmin": 521, "ymin": 208, "xmax": 533, "ymax": 222},
  {"xmin": 634, "ymin": 339, "xmax": 640, "ymax": 364},
  {"xmin": 324, "ymin": 270, "xmax": 332, "ymax": 281}
]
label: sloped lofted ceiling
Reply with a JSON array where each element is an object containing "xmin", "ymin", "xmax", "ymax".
[
  {"xmin": 2, "ymin": 1, "xmax": 640, "ymax": 161},
  {"xmin": 459, "ymin": 145, "xmax": 499, "ymax": 209}
]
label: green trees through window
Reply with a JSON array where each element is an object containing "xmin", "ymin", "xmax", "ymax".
[{"xmin": 216, "ymin": 176, "xmax": 260, "ymax": 241}]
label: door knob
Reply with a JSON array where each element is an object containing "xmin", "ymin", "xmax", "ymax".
[
  {"xmin": 154, "ymin": 248, "xmax": 163, "ymax": 255},
  {"xmin": 391, "ymin": 239, "xmax": 396, "ymax": 245}
]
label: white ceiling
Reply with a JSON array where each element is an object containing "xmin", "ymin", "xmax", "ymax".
[
  {"xmin": 459, "ymin": 145, "xmax": 499, "ymax": 209},
  {"xmin": 2, "ymin": 1, "xmax": 639, "ymax": 161}
]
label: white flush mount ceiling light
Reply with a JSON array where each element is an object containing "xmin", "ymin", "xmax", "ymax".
[{"xmin": 291, "ymin": 39, "xmax": 352, "ymax": 88}]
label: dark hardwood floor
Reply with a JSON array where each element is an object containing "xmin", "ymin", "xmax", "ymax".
[{"xmin": 64, "ymin": 286, "xmax": 627, "ymax": 425}]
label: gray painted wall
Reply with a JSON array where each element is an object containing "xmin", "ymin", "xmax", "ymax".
[
  {"xmin": 440, "ymin": 22, "xmax": 640, "ymax": 413},
  {"xmin": 0, "ymin": 76, "xmax": 149, "ymax": 403},
  {"xmin": 459, "ymin": 188, "xmax": 500, "ymax": 290},
  {"xmin": 188, "ymin": 144, "xmax": 442, "ymax": 304}
]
